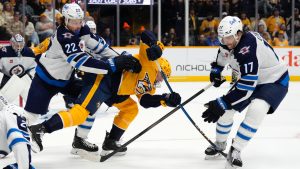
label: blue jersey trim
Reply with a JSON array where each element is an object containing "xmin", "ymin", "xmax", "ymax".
[
  {"xmin": 75, "ymin": 55, "xmax": 89, "ymax": 69},
  {"xmin": 67, "ymin": 53, "xmax": 78, "ymax": 63},
  {"xmin": 241, "ymin": 75, "xmax": 258, "ymax": 81},
  {"xmin": 217, "ymin": 98, "xmax": 228, "ymax": 110},
  {"xmin": 96, "ymin": 43, "xmax": 108, "ymax": 55},
  {"xmin": 9, "ymin": 138, "xmax": 28, "ymax": 151},
  {"xmin": 92, "ymin": 39, "xmax": 101, "ymax": 51},
  {"xmin": 7, "ymin": 128, "xmax": 29, "ymax": 139},
  {"xmin": 280, "ymin": 74, "xmax": 289, "ymax": 87},
  {"xmin": 236, "ymin": 83, "xmax": 255, "ymax": 91},
  {"xmin": 36, "ymin": 66, "xmax": 69, "ymax": 87}
]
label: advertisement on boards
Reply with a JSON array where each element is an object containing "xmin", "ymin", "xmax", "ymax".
[{"xmin": 95, "ymin": 46, "xmax": 300, "ymax": 81}]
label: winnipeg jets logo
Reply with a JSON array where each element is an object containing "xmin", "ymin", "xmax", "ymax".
[
  {"xmin": 10, "ymin": 64, "xmax": 25, "ymax": 76},
  {"xmin": 136, "ymin": 73, "xmax": 152, "ymax": 94},
  {"xmin": 62, "ymin": 33, "xmax": 74, "ymax": 39},
  {"xmin": 238, "ymin": 46, "xmax": 250, "ymax": 55}
]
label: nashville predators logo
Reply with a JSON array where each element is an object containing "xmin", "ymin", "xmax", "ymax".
[{"xmin": 136, "ymin": 73, "xmax": 152, "ymax": 94}]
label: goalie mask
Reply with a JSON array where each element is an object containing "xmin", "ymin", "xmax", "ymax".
[{"xmin": 10, "ymin": 34, "xmax": 25, "ymax": 55}]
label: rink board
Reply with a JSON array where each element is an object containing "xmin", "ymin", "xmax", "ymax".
[{"xmin": 116, "ymin": 46, "xmax": 300, "ymax": 82}]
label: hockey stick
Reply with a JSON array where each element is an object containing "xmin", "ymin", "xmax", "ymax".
[
  {"xmin": 100, "ymin": 82, "xmax": 214, "ymax": 162},
  {"xmin": 155, "ymin": 61, "xmax": 228, "ymax": 158},
  {"xmin": 105, "ymin": 48, "xmax": 227, "ymax": 159}
]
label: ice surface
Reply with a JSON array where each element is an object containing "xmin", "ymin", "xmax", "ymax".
[{"xmin": 1, "ymin": 82, "xmax": 299, "ymax": 169}]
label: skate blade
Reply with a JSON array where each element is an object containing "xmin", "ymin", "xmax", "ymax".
[
  {"xmin": 225, "ymin": 161, "xmax": 240, "ymax": 169},
  {"xmin": 71, "ymin": 149, "xmax": 100, "ymax": 162},
  {"xmin": 100, "ymin": 150, "xmax": 126, "ymax": 157},
  {"xmin": 70, "ymin": 148, "xmax": 99, "ymax": 155},
  {"xmin": 205, "ymin": 153, "xmax": 226, "ymax": 160}
]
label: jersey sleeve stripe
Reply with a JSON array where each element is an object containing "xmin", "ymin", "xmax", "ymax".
[
  {"xmin": 66, "ymin": 53, "xmax": 78, "ymax": 63},
  {"xmin": 36, "ymin": 66, "xmax": 70, "ymax": 87},
  {"xmin": 241, "ymin": 75, "xmax": 258, "ymax": 81},
  {"xmin": 74, "ymin": 55, "xmax": 90, "ymax": 69},
  {"xmin": 238, "ymin": 79, "xmax": 256, "ymax": 86},
  {"xmin": 92, "ymin": 39, "xmax": 102, "ymax": 51},
  {"xmin": 7, "ymin": 128, "xmax": 29, "ymax": 139},
  {"xmin": 236, "ymin": 83, "xmax": 255, "ymax": 91},
  {"xmin": 8, "ymin": 138, "xmax": 29, "ymax": 151},
  {"xmin": 95, "ymin": 43, "xmax": 108, "ymax": 55}
]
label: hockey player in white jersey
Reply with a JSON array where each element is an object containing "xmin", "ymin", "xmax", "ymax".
[
  {"xmin": 201, "ymin": 16, "xmax": 289, "ymax": 168},
  {"xmin": 25, "ymin": 3, "xmax": 141, "ymax": 153},
  {"xmin": 69, "ymin": 20, "xmax": 114, "ymax": 156},
  {"xmin": 0, "ymin": 34, "xmax": 36, "ymax": 106},
  {"xmin": 0, "ymin": 103, "xmax": 35, "ymax": 169}
]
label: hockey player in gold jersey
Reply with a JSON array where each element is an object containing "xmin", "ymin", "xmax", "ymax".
[{"xmin": 29, "ymin": 30, "xmax": 181, "ymax": 157}]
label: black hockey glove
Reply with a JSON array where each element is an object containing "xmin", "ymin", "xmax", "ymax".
[
  {"xmin": 161, "ymin": 92, "xmax": 181, "ymax": 107},
  {"xmin": 107, "ymin": 53, "xmax": 141, "ymax": 73},
  {"xmin": 146, "ymin": 44, "xmax": 162, "ymax": 61},
  {"xmin": 202, "ymin": 98, "xmax": 228, "ymax": 123},
  {"xmin": 210, "ymin": 62, "xmax": 225, "ymax": 87}
]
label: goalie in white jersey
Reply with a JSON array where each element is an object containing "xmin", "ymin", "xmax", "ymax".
[
  {"xmin": 0, "ymin": 34, "xmax": 36, "ymax": 106},
  {"xmin": 201, "ymin": 16, "xmax": 289, "ymax": 169},
  {"xmin": 0, "ymin": 104, "xmax": 34, "ymax": 169}
]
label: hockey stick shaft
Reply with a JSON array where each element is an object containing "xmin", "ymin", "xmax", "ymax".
[
  {"xmin": 100, "ymin": 82, "xmax": 214, "ymax": 162},
  {"xmin": 155, "ymin": 61, "xmax": 227, "ymax": 158}
]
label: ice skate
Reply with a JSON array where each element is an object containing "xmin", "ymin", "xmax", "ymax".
[
  {"xmin": 28, "ymin": 123, "xmax": 46, "ymax": 153},
  {"xmin": 225, "ymin": 146, "xmax": 243, "ymax": 169},
  {"xmin": 204, "ymin": 141, "xmax": 227, "ymax": 160},
  {"xmin": 70, "ymin": 129, "xmax": 99, "ymax": 156},
  {"xmin": 100, "ymin": 132, "xmax": 127, "ymax": 156}
]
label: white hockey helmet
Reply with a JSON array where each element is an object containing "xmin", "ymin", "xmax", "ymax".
[
  {"xmin": 62, "ymin": 3, "xmax": 84, "ymax": 25},
  {"xmin": 86, "ymin": 20, "xmax": 97, "ymax": 34},
  {"xmin": 10, "ymin": 34, "xmax": 25, "ymax": 54},
  {"xmin": 217, "ymin": 16, "xmax": 243, "ymax": 44}
]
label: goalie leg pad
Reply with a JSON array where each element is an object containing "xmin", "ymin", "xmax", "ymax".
[
  {"xmin": 58, "ymin": 104, "xmax": 90, "ymax": 128},
  {"xmin": 0, "ymin": 75, "xmax": 24, "ymax": 103},
  {"xmin": 20, "ymin": 74, "xmax": 32, "ymax": 102}
]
